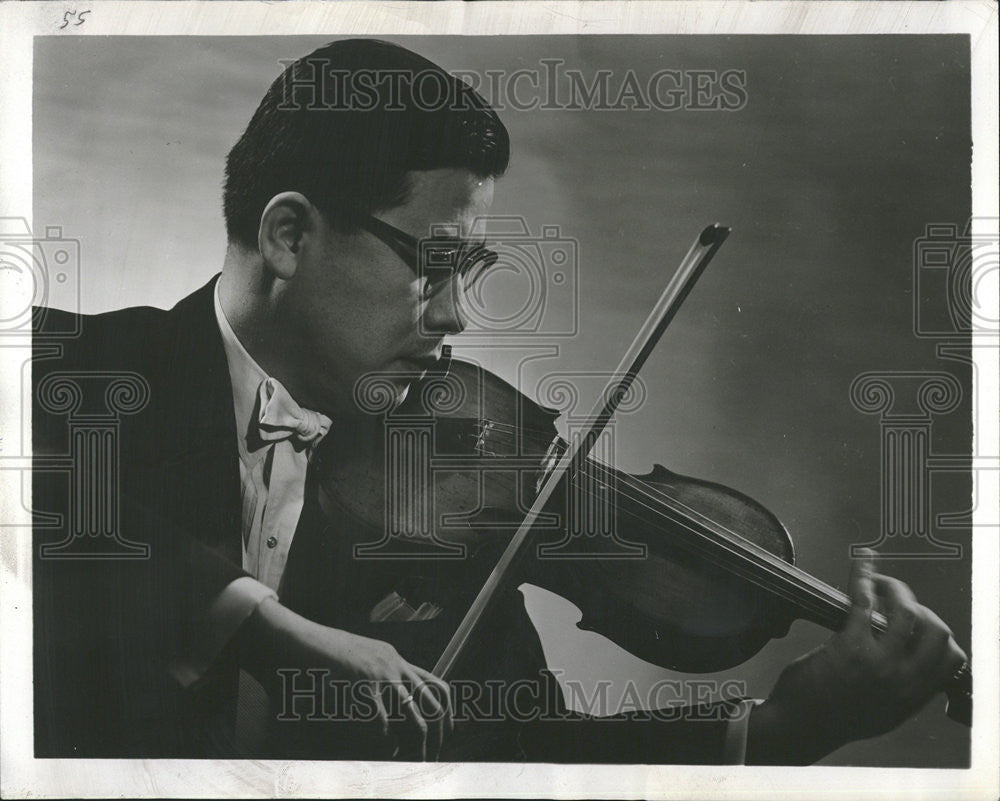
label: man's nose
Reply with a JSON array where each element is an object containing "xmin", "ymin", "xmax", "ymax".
[{"xmin": 422, "ymin": 277, "xmax": 468, "ymax": 335}]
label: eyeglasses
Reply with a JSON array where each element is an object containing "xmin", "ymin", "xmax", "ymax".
[{"xmin": 358, "ymin": 215, "xmax": 498, "ymax": 300}]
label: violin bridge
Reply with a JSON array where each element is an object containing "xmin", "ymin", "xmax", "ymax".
[
  {"xmin": 535, "ymin": 437, "xmax": 565, "ymax": 494},
  {"xmin": 474, "ymin": 419, "xmax": 496, "ymax": 455}
]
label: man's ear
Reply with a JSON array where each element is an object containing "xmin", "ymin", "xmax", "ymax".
[{"xmin": 257, "ymin": 192, "xmax": 316, "ymax": 281}]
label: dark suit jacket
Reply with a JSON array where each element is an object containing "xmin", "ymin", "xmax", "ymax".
[{"xmin": 32, "ymin": 277, "xmax": 734, "ymax": 762}]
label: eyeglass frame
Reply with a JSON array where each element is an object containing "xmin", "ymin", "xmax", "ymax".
[{"xmin": 356, "ymin": 214, "xmax": 498, "ymax": 299}]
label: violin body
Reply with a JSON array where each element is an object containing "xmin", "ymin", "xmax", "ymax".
[
  {"xmin": 315, "ymin": 357, "xmax": 798, "ymax": 676},
  {"xmin": 569, "ymin": 464, "xmax": 796, "ymax": 672}
]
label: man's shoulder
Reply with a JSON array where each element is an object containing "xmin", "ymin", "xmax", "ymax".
[
  {"xmin": 31, "ymin": 279, "xmax": 218, "ymax": 370},
  {"xmin": 33, "ymin": 299, "xmax": 177, "ymax": 331},
  {"xmin": 32, "ymin": 303, "xmax": 170, "ymax": 371},
  {"xmin": 31, "ymin": 279, "xmax": 229, "ymax": 450},
  {"xmin": 33, "ymin": 302, "xmax": 168, "ymax": 335}
]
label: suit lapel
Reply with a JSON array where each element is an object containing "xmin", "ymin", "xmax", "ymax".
[{"xmin": 152, "ymin": 277, "xmax": 243, "ymax": 565}]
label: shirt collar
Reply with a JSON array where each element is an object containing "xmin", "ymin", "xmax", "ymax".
[{"xmin": 213, "ymin": 278, "xmax": 268, "ymax": 459}]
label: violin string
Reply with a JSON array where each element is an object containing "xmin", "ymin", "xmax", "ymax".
[
  {"xmin": 464, "ymin": 417, "xmax": 564, "ymax": 450},
  {"xmin": 475, "ymin": 418, "xmax": 864, "ymax": 629},
  {"xmin": 481, "ymin": 417, "xmax": 840, "ymax": 599},
  {"xmin": 589, "ymin": 460, "xmax": 850, "ymax": 603},
  {"xmin": 576, "ymin": 463, "xmax": 862, "ymax": 626},
  {"xmin": 574, "ymin": 478, "xmax": 850, "ymax": 622},
  {"xmin": 473, "ymin": 418, "xmax": 852, "ymax": 610}
]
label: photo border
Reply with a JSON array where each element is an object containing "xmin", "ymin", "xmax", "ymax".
[{"xmin": 1, "ymin": 2, "xmax": 997, "ymax": 798}]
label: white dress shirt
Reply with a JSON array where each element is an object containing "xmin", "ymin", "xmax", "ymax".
[
  {"xmin": 169, "ymin": 282, "xmax": 323, "ymax": 686},
  {"xmin": 215, "ymin": 283, "xmax": 329, "ymax": 593}
]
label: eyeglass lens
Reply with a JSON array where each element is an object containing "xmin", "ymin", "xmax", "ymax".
[{"xmin": 420, "ymin": 241, "xmax": 497, "ymax": 294}]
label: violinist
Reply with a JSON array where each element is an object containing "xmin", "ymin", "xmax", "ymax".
[{"xmin": 32, "ymin": 37, "xmax": 967, "ymax": 765}]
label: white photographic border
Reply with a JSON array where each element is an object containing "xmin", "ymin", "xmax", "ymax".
[{"xmin": 1, "ymin": 2, "xmax": 997, "ymax": 798}]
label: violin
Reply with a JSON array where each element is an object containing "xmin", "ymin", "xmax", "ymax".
[{"xmin": 311, "ymin": 224, "xmax": 972, "ymax": 730}]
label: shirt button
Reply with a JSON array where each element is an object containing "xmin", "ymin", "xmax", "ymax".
[{"xmin": 266, "ymin": 536, "xmax": 278, "ymax": 549}]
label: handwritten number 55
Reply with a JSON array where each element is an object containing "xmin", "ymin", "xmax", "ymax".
[{"xmin": 60, "ymin": 10, "xmax": 90, "ymax": 29}]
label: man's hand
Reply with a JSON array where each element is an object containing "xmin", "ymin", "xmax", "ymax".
[
  {"xmin": 242, "ymin": 597, "xmax": 452, "ymax": 760},
  {"xmin": 746, "ymin": 549, "xmax": 967, "ymax": 765}
]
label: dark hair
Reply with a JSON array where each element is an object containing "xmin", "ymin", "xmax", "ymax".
[{"xmin": 223, "ymin": 38, "xmax": 510, "ymax": 249}]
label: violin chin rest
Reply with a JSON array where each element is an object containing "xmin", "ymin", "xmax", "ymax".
[
  {"xmin": 631, "ymin": 463, "xmax": 676, "ymax": 484},
  {"xmin": 769, "ymin": 615, "xmax": 793, "ymax": 640}
]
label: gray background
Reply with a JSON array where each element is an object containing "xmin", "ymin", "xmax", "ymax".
[{"xmin": 34, "ymin": 34, "xmax": 972, "ymax": 767}]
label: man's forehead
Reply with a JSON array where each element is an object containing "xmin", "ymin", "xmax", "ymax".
[{"xmin": 388, "ymin": 168, "xmax": 494, "ymax": 238}]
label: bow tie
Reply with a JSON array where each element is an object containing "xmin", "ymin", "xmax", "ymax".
[{"xmin": 256, "ymin": 377, "xmax": 331, "ymax": 449}]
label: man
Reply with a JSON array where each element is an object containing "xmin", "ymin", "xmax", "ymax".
[{"xmin": 33, "ymin": 38, "xmax": 966, "ymax": 764}]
